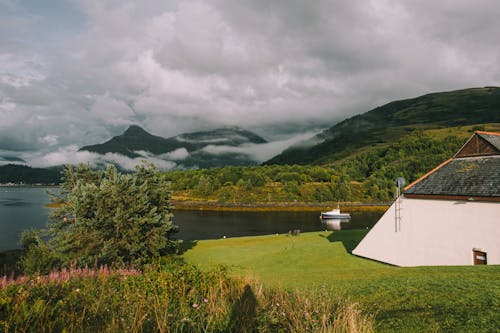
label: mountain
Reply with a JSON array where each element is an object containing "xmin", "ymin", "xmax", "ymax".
[
  {"xmin": 79, "ymin": 125, "xmax": 267, "ymax": 168},
  {"xmin": 265, "ymin": 87, "xmax": 500, "ymax": 165},
  {"xmin": 80, "ymin": 125, "xmax": 181, "ymax": 158}
]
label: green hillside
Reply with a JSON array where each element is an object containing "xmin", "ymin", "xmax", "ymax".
[
  {"xmin": 0, "ymin": 164, "xmax": 62, "ymax": 185},
  {"xmin": 265, "ymin": 87, "xmax": 500, "ymax": 165},
  {"xmin": 165, "ymin": 123, "xmax": 500, "ymax": 204}
]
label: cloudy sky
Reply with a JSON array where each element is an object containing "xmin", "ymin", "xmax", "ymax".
[{"xmin": 1, "ymin": 0, "xmax": 500, "ymax": 168}]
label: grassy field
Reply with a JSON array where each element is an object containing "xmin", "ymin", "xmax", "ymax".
[{"xmin": 182, "ymin": 231, "xmax": 500, "ymax": 332}]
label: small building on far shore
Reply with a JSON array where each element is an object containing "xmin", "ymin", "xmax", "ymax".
[{"xmin": 352, "ymin": 131, "xmax": 500, "ymax": 266}]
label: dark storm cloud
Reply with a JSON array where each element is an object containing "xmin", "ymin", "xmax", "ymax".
[{"xmin": 1, "ymin": 0, "xmax": 499, "ymax": 167}]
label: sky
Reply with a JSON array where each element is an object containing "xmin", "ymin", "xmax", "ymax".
[{"xmin": 1, "ymin": 0, "xmax": 500, "ymax": 169}]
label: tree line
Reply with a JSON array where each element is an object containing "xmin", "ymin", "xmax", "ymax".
[{"xmin": 163, "ymin": 131, "xmax": 464, "ymax": 203}]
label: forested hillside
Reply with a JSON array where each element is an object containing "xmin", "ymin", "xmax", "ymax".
[
  {"xmin": 266, "ymin": 87, "xmax": 500, "ymax": 165},
  {"xmin": 0, "ymin": 165, "xmax": 61, "ymax": 185},
  {"xmin": 165, "ymin": 124, "xmax": 498, "ymax": 204}
]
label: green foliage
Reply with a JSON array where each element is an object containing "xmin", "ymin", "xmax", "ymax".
[
  {"xmin": 20, "ymin": 230, "xmax": 62, "ymax": 275},
  {"xmin": 0, "ymin": 164, "xmax": 61, "ymax": 185},
  {"xmin": 471, "ymin": 124, "xmax": 485, "ymax": 132},
  {"xmin": 330, "ymin": 174, "xmax": 352, "ymax": 201},
  {"xmin": 22, "ymin": 164, "xmax": 177, "ymax": 272},
  {"xmin": 166, "ymin": 131, "xmax": 465, "ymax": 204}
]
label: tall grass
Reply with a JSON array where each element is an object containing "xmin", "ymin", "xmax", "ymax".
[{"xmin": 0, "ymin": 263, "xmax": 373, "ymax": 332}]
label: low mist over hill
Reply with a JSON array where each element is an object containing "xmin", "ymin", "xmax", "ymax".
[
  {"xmin": 79, "ymin": 125, "xmax": 268, "ymax": 168},
  {"xmin": 3, "ymin": 87, "xmax": 500, "ymax": 185},
  {"xmin": 265, "ymin": 87, "xmax": 500, "ymax": 165}
]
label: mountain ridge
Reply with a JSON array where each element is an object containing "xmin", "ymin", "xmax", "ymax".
[
  {"xmin": 265, "ymin": 87, "xmax": 500, "ymax": 165},
  {"xmin": 79, "ymin": 125, "xmax": 268, "ymax": 168}
]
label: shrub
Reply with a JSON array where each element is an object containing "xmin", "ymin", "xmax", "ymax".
[{"xmin": 22, "ymin": 163, "xmax": 178, "ymax": 272}]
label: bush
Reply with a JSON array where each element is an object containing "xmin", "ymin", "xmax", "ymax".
[
  {"xmin": 22, "ymin": 163, "xmax": 178, "ymax": 272},
  {"xmin": 20, "ymin": 230, "xmax": 62, "ymax": 275}
]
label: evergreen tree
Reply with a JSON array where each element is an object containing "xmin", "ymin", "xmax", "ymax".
[{"xmin": 22, "ymin": 163, "xmax": 177, "ymax": 272}]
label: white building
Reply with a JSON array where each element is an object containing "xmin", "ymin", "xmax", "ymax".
[{"xmin": 353, "ymin": 131, "xmax": 500, "ymax": 266}]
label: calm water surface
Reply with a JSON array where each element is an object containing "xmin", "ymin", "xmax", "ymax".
[
  {"xmin": 0, "ymin": 187, "xmax": 54, "ymax": 251},
  {"xmin": 0, "ymin": 187, "xmax": 383, "ymax": 251},
  {"xmin": 174, "ymin": 210, "xmax": 381, "ymax": 240}
]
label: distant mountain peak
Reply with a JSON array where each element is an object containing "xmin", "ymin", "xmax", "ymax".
[
  {"xmin": 123, "ymin": 125, "xmax": 150, "ymax": 136},
  {"xmin": 79, "ymin": 125, "xmax": 266, "ymax": 168}
]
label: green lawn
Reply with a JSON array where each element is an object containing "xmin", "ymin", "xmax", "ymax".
[{"xmin": 182, "ymin": 231, "xmax": 500, "ymax": 332}]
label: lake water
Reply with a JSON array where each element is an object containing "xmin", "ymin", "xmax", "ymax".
[
  {"xmin": 0, "ymin": 187, "xmax": 383, "ymax": 251},
  {"xmin": 0, "ymin": 187, "xmax": 53, "ymax": 251}
]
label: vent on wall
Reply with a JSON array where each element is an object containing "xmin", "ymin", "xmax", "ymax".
[{"xmin": 473, "ymin": 249, "xmax": 487, "ymax": 265}]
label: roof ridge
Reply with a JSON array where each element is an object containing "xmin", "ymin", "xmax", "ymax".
[
  {"xmin": 475, "ymin": 130, "xmax": 500, "ymax": 136},
  {"xmin": 454, "ymin": 154, "xmax": 500, "ymax": 159}
]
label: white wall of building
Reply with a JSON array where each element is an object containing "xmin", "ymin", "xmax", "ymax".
[{"xmin": 352, "ymin": 197, "xmax": 500, "ymax": 266}]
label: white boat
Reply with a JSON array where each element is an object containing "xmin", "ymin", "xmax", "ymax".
[{"xmin": 320, "ymin": 206, "xmax": 351, "ymax": 220}]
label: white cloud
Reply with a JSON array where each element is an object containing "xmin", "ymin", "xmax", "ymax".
[
  {"xmin": 29, "ymin": 145, "xmax": 97, "ymax": 167},
  {"xmin": 1, "ymin": 0, "xmax": 500, "ymax": 163},
  {"xmin": 38, "ymin": 134, "xmax": 59, "ymax": 146},
  {"xmin": 159, "ymin": 147, "xmax": 190, "ymax": 160},
  {"xmin": 0, "ymin": 53, "xmax": 46, "ymax": 88},
  {"xmin": 200, "ymin": 131, "xmax": 319, "ymax": 162},
  {"xmin": 0, "ymin": 98, "xmax": 16, "ymax": 111},
  {"xmin": 27, "ymin": 145, "xmax": 177, "ymax": 171}
]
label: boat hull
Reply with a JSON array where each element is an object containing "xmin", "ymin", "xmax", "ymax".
[{"xmin": 321, "ymin": 213, "xmax": 351, "ymax": 220}]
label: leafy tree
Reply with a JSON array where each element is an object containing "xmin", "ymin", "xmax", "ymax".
[
  {"xmin": 22, "ymin": 163, "xmax": 178, "ymax": 272},
  {"xmin": 330, "ymin": 174, "xmax": 352, "ymax": 202},
  {"xmin": 217, "ymin": 186, "xmax": 232, "ymax": 203},
  {"xmin": 313, "ymin": 184, "xmax": 333, "ymax": 202},
  {"xmin": 242, "ymin": 170, "xmax": 268, "ymax": 187},
  {"xmin": 308, "ymin": 166, "xmax": 332, "ymax": 182},
  {"xmin": 195, "ymin": 175, "xmax": 213, "ymax": 196},
  {"xmin": 276, "ymin": 171, "xmax": 303, "ymax": 184}
]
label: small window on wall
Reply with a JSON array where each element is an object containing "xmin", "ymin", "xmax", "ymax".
[{"xmin": 473, "ymin": 249, "xmax": 487, "ymax": 265}]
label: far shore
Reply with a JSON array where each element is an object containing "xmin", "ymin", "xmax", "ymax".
[
  {"xmin": 27, "ymin": 187, "xmax": 391, "ymax": 213},
  {"xmin": 171, "ymin": 200, "xmax": 390, "ymax": 212},
  {"xmin": 0, "ymin": 184, "xmax": 59, "ymax": 188},
  {"xmin": 46, "ymin": 200, "xmax": 390, "ymax": 212}
]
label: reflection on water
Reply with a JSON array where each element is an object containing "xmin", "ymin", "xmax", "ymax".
[
  {"xmin": 173, "ymin": 210, "xmax": 381, "ymax": 240},
  {"xmin": 0, "ymin": 187, "xmax": 384, "ymax": 251},
  {"xmin": 322, "ymin": 218, "xmax": 344, "ymax": 231}
]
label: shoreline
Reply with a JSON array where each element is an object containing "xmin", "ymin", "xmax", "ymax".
[
  {"xmin": 0, "ymin": 185, "xmax": 59, "ymax": 188},
  {"xmin": 3, "ymin": 186, "xmax": 390, "ymax": 213},
  {"xmin": 171, "ymin": 200, "xmax": 390, "ymax": 212},
  {"xmin": 45, "ymin": 198, "xmax": 390, "ymax": 212}
]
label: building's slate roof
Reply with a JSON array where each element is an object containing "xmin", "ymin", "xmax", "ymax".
[
  {"xmin": 404, "ymin": 156, "xmax": 500, "ymax": 197},
  {"xmin": 478, "ymin": 132, "xmax": 500, "ymax": 151}
]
